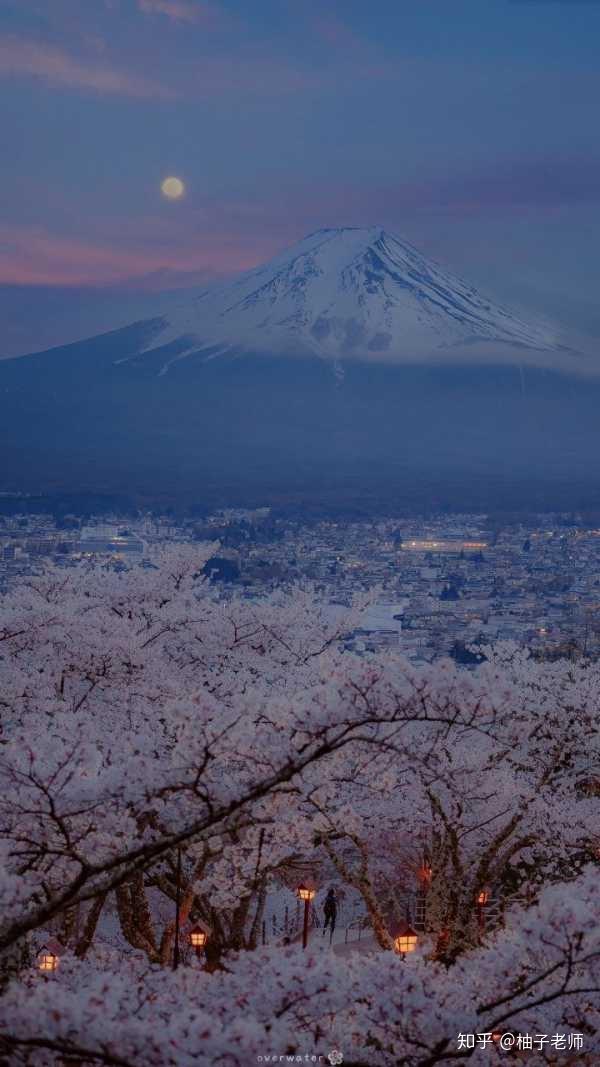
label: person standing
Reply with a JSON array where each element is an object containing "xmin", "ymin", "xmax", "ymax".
[{"xmin": 322, "ymin": 888, "xmax": 337, "ymax": 942}]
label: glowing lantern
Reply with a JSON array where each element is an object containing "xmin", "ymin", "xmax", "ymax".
[
  {"xmin": 38, "ymin": 951, "xmax": 59, "ymax": 972},
  {"xmin": 189, "ymin": 925, "xmax": 208, "ymax": 950},
  {"xmin": 418, "ymin": 862, "xmax": 432, "ymax": 887},
  {"xmin": 297, "ymin": 884, "xmax": 316, "ymax": 901},
  {"xmin": 476, "ymin": 887, "xmax": 491, "ymax": 936},
  {"xmin": 393, "ymin": 923, "xmax": 418, "ymax": 957}
]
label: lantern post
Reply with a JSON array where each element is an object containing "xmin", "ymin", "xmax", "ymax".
[
  {"xmin": 297, "ymin": 884, "xmax": 316, "ymax": 950},
  {"xmin": 189, "ymin": 925, "xmax": 208, "ymax": 960},
  {"xmin": 173, "ymin": 846, "xmax": 182, "ymax": 971},
  {"xmin": 476, "ymin": 888, "xmax": 490, "ymax": 936}
]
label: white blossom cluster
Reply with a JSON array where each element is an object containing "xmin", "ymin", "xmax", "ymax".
[{"xmin": 0, "ymin": 548, "xmax": 598, "ymax": 1065}]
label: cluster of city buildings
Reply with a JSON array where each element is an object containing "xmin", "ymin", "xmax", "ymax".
[{"xmin": 2, "ymin": 507, "xmax": 600, "ymax": 662}]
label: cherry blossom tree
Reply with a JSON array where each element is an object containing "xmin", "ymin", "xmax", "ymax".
[
  {"xmin": 0, "ymin": 550, "xmax": 599, "ymax": 1064},
  {"xmin": 310, "ymin": 646, "xmax": 600, "ymax": 960},
  {"xmin": 1, "ymin": 869, "xmax": 599, "ymax": 1065}
]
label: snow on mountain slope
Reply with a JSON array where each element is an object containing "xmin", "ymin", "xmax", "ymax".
[{"xmin": 138, "ymin": 227, "xmax": 569, "ymax": 373}]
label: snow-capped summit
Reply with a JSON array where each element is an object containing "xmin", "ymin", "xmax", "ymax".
[
  {"xmin": 142, "ymin": 226, "xmax": 564, "ymax": 373},
  {"xmin": 0, "ymin": 225, "xmax": 597, "ymax": 507}
]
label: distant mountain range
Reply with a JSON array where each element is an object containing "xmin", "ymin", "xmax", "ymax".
[{"xmin": 0, "ymin": 227, "xmax": 599, "ymax": 512}]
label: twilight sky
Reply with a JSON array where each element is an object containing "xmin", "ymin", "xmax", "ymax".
[{"xmin": 1, "ymin": 0, "xmax": 600, "ymax": 355}]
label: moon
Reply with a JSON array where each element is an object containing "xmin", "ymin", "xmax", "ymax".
[{"xmin": 161, "ymin": 176, "xmax": 185, "ymax": 200}]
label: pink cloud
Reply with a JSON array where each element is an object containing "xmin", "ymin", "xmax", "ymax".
[
  {"xmin": 0, "ymin": 223, "xmax": 275, "ymax": 287},
  {"xmin": 0, "ymin": 35, "xmax": 176, "ymax": 97},
  {"xmin": 4, "ymin": 152, "xmax": 585, "ymax": 292}
]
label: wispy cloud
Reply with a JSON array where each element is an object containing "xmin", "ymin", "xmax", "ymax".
[
  {"xmin": 137, "ymin": 0, "xmax": 218, "ymax": 23},
  {"xmin": 4, "ymin": 147, "xmax": 598, "ymax": 289},
  {"xmin": 0, "ymin": 222, "xmax": 270, "ymax": 287},
  {"xmin": 0, "ymin": 35, "xmax": 176, "ymax": 97},
  {"xmin": 277, "ymin": 155, "xmax": 600, "ymax": 222},
  {"xmin": 422, "ymin": 155, "xmax": 600, "ymax": 213}
]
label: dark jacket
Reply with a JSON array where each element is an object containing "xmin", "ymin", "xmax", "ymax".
[{"xmin": 323, "ymin": 892, "xmax": 337, "ymax": 918}]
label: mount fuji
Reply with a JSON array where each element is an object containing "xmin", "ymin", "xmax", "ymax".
[
  {"xmin": 0, "ymin": 227, "xmax": 598, "ymax": 512},
  {"xmin": 127, "ymin": 226, "xmax": 568, "ymax": 372}
]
